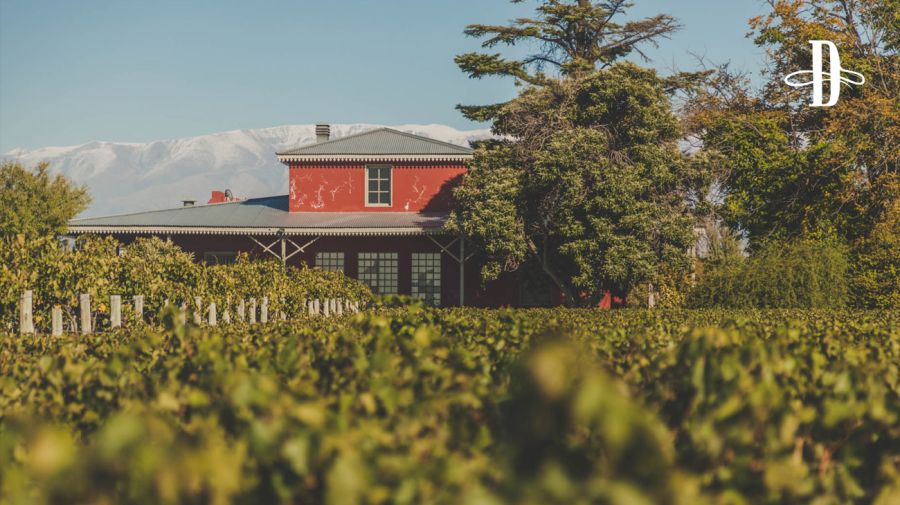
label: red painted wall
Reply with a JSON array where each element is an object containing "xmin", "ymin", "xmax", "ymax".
[{"xmin": 288, "ymin": 162, "xmax": 466, "ymax": 212}]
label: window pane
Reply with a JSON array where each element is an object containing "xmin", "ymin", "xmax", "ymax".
[
  {"xmin": 358, "ymin": 253, "xmax": 398, "ymax": 295},
  {"xmin": 412, "ymin": 253, "xmax": 441, "ymax": 306},
  {"xmin": 315, "ymin": 252, "xmax": 344, "ymax": 273},
  {"xmin": 366, "ymin": 166, "xmax": 392, "ymax": 206}
]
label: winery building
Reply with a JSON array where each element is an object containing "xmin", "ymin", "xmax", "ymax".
[{"xmin": 68, "ymin": 125, "xmax": 538, "ymax": 307}]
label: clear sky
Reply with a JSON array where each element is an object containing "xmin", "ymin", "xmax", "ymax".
[{"xmin": 0, "ymin": 0, "xmax": 767, "ymax": 152}]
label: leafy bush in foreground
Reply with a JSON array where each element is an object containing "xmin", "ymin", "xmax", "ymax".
[{"xmin": 1, "ymin": 309, "xmax": 898, "ymax": 504}]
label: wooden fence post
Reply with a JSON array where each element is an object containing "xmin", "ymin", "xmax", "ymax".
[
  {"xmin": 80, "ymin": 293, "xmax": 92, "ymax": 335},
  {"xmin": 261, "ymin": 297, "xmax": 269, "ymax": 324},
  {"xmin": 336, "ymin": 299, "xmax": 344, "ymax": 316},
  {"xmin": 51, "ymin": 306, "xmax": 63, "ymax": 336},
  {"xmin": 19, "ymin": 290, "xmax": 34, "ymax": 335},
  {"xmin": 133, "ymin": 295, "xmax": 144, "ymax": 322},
  {"xmin": 249, "ymin": 298, "xmax": 257, "ymax": 324},
  {"xmin": 238, "ymin": 299, "xmax": 246, "ymax": 322},
  {"xmin": 313, "ymin": 299, "xmax": 321, "ymax": 316},
  {"xmin": 208, "ymin": 302, "xmax": 217, "ymax": 326},
  {"xmin": 323, "ymin": 298, "xmax": 330, "ymax": 317},
  {"xmin": 193, "ymin": 296, "xmax": 203, "ymax": 325},
  {"xmin": 110, "ymin": 295, "xmax": 122, "ymax": 328}
]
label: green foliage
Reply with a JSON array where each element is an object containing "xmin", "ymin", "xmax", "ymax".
[
  {"xmin": 690, "ymin": 0, "xmax": 899, "ymax": 245},
  {"xmin": 454, "ymin": 0, "xmax": 682, "ymax": 120},
  {"xmin": 691, "ymin": 237, "xmax": 850, "ymax": 308},
  {"xmin": 849, "ymin": 199, "xmax": 900, "ymax": 309},
  {"xmin": 450, "ymin": 63, "xmax": 699, "ymax": 305},
  {"xmin": 1, "ymin": 309, "xmax": 898, "ymax": 503},
  {"xmin": 0, "ymin": 235, "xmax": 372, "ymax": 331},
  {"xmin": 0, "ymin": 161, "xmax": 90, "ymax": 238}
]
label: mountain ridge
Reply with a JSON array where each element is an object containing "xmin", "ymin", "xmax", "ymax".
[{"xmin": 2, "ymin": 124, "xmax": 491, "ymax": 218}]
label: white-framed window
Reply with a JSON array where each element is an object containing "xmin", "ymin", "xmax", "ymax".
[
  {"xmin": 366, "ymin": 165, "xmax": 392, "ymax": 206},
  {"xmin": 204, "ymin": 252, "xmax": 237, "ymax": 265},
  {"xmin": 358, "ymin": 252, "xmax": 398, "ymax": 295},
  {"xmin": 412, "ymin": 253, "xmax": 441, "ymax": 306},
  {"xmin": 315, "ymin": 252, "xmax": 345, "ymax": 273}
]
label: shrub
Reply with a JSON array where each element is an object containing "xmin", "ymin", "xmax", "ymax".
[
  {"xmin": 690, "ymin": 237, "xmax": 849, "ymax": 308},
  {"xmin": 0, "ymin": 235, "xmax": 372, "ymax": 330},
  {"xmin": 849, "ymin": 199, "xmax": 900, "ymax": 309}
]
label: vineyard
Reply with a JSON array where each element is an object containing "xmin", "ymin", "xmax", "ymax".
[{"xmin": 1, "ymin": 307, "xmax": 898, "ymax": 504}]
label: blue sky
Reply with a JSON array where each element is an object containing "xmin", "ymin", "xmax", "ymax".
[{"xmin": 0, "ymin": 0, "xmax": 767, "ymax": 152}]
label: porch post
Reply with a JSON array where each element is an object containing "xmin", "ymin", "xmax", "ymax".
[
  {"xmin": 280, "ymin": 234, "xmax": 286, "ymax": 266},
  {"xmin": 459, "ymin": 235, "xmax": 465, "ymax": 307}
]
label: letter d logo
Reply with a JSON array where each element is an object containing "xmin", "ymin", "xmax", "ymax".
[{"xmin": 784, "ymin": 40, "xmax": 865, "ymax": 107}]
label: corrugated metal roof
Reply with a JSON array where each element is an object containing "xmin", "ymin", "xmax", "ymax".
[
  {"xmin": 68, "ymin": 195, "xmax": 449, "ymax": 235},
  {"xmin": 277, "ymin": 128, "xmax": 474, "ymax": 156}
]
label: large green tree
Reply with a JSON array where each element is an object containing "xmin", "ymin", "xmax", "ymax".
[
  {"xmin": 689, "ymin": 0, "xmax": 899, "ymax": 245},
  {"xmin": 451, "ymin": 0, "xmax": 701, "ymax": 305},
  {"xmin": 450, "ymin": 64, "xmax": 701, "ymax": 305},
  {"xmin": 0, "ymin": 161, "xmax": 90, "ymax": 238}
]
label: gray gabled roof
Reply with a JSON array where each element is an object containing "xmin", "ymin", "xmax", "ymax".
[
  {"xmin": 69, "ymin": 195, "xmax": 449, "ymax": 236},
  {"xmin": 277, "ymin": 128, "xmax": 473, "ymax": 157}
]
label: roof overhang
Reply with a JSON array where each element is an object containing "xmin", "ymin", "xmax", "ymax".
[
  {"xmin": 67, "ymin": 225, "xmax": 447, "ymax": 236},
  {"xmin": 276, "ymin": 154, "xmax": 473, "ymax": 164}
]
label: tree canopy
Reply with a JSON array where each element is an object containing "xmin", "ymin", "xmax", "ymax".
[
  {"xmin": 688, "ymin": 0, "xmax": 899, "ymax": 245},
  {"xmin": 455, "ymin": 0, "xmax": 681, "ymax": 121},
  {"xmin": 0, "ymin": 161, "xmax": 90, "ymax": 238},
  {"xmin": 449, "ymin": 63, "xmax": 701, "ymax": 305}
]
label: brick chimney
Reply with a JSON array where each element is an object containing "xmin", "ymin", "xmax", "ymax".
[{"xmin": 315, "ymin": 124, "xmax": 330, "ymax": 143}]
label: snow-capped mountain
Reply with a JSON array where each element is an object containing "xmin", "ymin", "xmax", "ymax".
[{"xmin": 2, "ymin": 124, "xmax": 492, "ymax": 217}]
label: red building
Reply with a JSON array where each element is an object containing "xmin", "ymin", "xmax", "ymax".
[{"xmin": 69, "ymin": 125, "xmax": 533, "ymax": 307}]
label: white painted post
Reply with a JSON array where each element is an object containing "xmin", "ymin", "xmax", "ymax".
[
  {"xmin": 261, "ymin": 297, "xmax": 269, "ymax": 323},
  {"xmin": 336, "ymin": 299, "xmax": 343, "ymax": 316},
  {"xmin": 51, "ymin": 306, "xmax": 63, "ymax": 336},
  {"xmin": 19, "ymin": 290, "xmax": 34, "ymax": 335},
  {"xmin": 133, "ymin": 295, "xmax": 144, "ymax": 321},
  {"xmin": 193, "ymin": 296, "xmax": 202, "ymax": 325},
  {"xmin": 110, "ymin": 295, "xmax": 122, "ymax": 328},
  {"xmin": 280, "ymin": 297, "xmax": 286, "ymax": 321},
  {"xmin": 648, "ymin": 283, "xmax": 656, "ymax": 309},
  {"xmin": 323, "ymin": 298, "xmax": 331, "ymax": 317},
  {"xmin": 80, "ymin": 293, "xmax": 92, "ymax": 335},
  {"xmin": 249, "ymin": 298, "xmax": 257, "ymax": 324},
  {"xmin": 208, "ymin": 302, "xmax": 217, "ymax": 326},
  {"xmin": 238, "ymin": 299, "xmax": 246, "ymax": 322},
  {"xmin": 313, "ymin": 299, "xmax": 320, "ymax": 316},
  {"xmin": 179, "ymin": 302, "xmax": 188, "ymax": 326}
]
